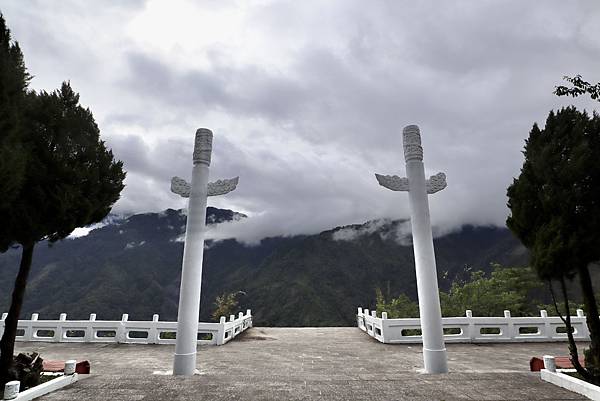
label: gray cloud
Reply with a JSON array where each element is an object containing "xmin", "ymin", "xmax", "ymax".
[{"xmin": 2, "ymin": 0, "xmax": 599, "ymax": 243}]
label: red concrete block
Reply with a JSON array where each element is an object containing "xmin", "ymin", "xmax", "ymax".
[
  {"xmin": 530, "ymin": 356, "xmax": 585, "ymax": 371},
  {"xmin": 43, "ymin": 360, "xmax": 90, "ymax": 374}
]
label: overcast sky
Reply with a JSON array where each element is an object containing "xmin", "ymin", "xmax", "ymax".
[{"xmin": 2, "ymin": 1, "xmax": 599, "ymax": 242}]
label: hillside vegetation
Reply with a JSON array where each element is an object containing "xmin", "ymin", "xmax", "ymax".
[{"xmin": 0, "ymin": 208, "xmax": 529, "ymax": 326}]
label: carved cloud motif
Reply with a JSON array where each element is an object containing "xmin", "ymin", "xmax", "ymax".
[
  {"xmin": 426, "ymin": 172, "xmax": 447, "ymax": 194},
  {"xmin": 171, "ymin": 176, "xmax": 191, "ymax": 197},
  {"xmin": 375, "ymin": 172, "xmax": 447, "ymax": 194},
  {"xmin": 375, "ymin": 174, "xmax": 409, "ymax": 191},
  {"xmin": 207, "ymin": 176, "xmax": 239, "ymax": 197},
  {"xmin": 170, "ymin": 176, "xmax": 239, "ymax": 198}
]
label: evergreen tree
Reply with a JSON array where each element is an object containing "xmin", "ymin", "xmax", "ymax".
[
  {"xmin": 0, "ymin": 13, "xmax": 29, "ymax": 208},
  {"xmin": 507, "ymin": 107, "xmax": 600, "ymax": 383},
  {"xmin": 0, "ymin": 80, "xmax": 126, "ymax": 384}
]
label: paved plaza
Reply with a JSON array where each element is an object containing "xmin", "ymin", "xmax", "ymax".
[{"xmin": 13, "ymin": 327, "xmax": 587, "ymax": 400}]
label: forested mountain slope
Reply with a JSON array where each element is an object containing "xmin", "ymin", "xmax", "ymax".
[{"xmin": 0, "ymin": 208, "xmax": 528, "ymax": 326}]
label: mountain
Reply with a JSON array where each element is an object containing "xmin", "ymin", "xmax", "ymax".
[{"xmin": 0, "ymin": 208, "xmax": 528, "ymax": 326}]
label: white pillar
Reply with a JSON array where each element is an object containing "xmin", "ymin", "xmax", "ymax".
[
  {"xmin": 173, "ymin": 129, "xmax": 212, "ymax": 376},
  {"xmin": 3, "ymin": 381, "xmax": 20, "ymax": 400},
  {"xmin": 543, "ymin": 355, "xmax": 556, "ymax": 372},
  {"xmin": 64, "ymin": 360, "xmax": 77, "ymax": 375},
  {"xmin": 403, "ymin": 125, "xmax": 448, "ymax": 374}
]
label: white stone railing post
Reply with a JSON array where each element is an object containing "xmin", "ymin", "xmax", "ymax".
[
  {"xmin": 357, "ymin": 307, "xmax": 365, "ymax": 331},
  {"xmin": 117, "ymin": 314, "xmax": 128, "ymax": 343},
  {"xmin": 246, "ymin": 309, "xmax": 253, "ymax": 329},
  {"xmin": 504, "ymin": 310, "xmax": 513, "ymax": 338},
  {"xmin": 216, "ymin": 316, "xmax": 227, "ymax": 345},
  {"xmin": 465, "ymin": 310, "xmax": 474, "ymax": 340},
  {"xmin": 149, "ymin": 314, "xmax": 160, "ymax": 344},
  {"xmin": 85, "ymin": 314, "xmax": 96, "ymax": 342},
  {"xmin": 356, "ymin": 306, "xmax": 592, "ymax": 345},
  {"xmin": 576, "ymin": 309, "xmax": 589, "ymax": 338},
  {"xmin": 56, "ymin": 313, "xmax": 67, "ymax": 342},
  {"xmin": 380, "ymin": 312, "xmax": 388, "ymax": 342},
  {"xmin": 2, "ymin": 310, "xmax": 251, "ymax": 346},
  {"xmin": 540, "ymin": 310, "xmax": 549, "ymax": 338}
]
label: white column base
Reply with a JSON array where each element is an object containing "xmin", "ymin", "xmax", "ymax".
[
  {"xmin": 423, "ymin": 347, "xmax": 448, "ymax": 374},
  {"xmin": 173, "ymin": 352, "xmax": 197, "ymax": 376}
]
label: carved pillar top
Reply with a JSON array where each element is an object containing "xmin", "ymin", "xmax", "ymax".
[
  {"xmin": 403, "ymin": 125, "xmax": 423, "ymax": 162},
  {"xmin": 193, "ymin": 128, "xmax": 213, "ymax": 166}
]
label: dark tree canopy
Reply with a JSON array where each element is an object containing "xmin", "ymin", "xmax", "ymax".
[
  {"xmin": 0, "ymin": 12, "xmax": 126, "ymax": 385},
  {"xmin": 0, "ymin": 82, "xmax": 126, "ymax": 250},
  {"xmin": 507, "ymin": 107, "xmax": 600, "ymax": 279},
  {"xmin": 0, "ymin": 13, "xmax": 30, "ymax": 208},
  {"xmin": 507, "ymin": 106, "xmax": 600, "ymax": 382}
]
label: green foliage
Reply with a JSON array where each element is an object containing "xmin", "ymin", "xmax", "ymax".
[
  {"xmin": 539, "ymin": 300, "xmax": 585, "ymax": 316},
  {"xmin": 439, "ymin": 265, "xmax": 541, "ymax": 317},
  {"xmin": 376, "ymin": 265, "xmax": 542, "ymax": 318},
  {"xmin": 212, "ymin": 291, "xmax": 244, "ymax": 321},
  {"xmin": 375, "ymin": 288, "xmax": 419, "ymax": 318},
  {"xmin": 0, "ymin": 14, "xmax": 30, "ymax": 209},
  {"xmin": 0, "ymin": 212, "xmax": 530, "ymax": 327},
  {"xmin": 0, "ymin": 81, "xmax": 126, "ymax": 249},
  {"xmin": 0, "ymin": 13, "xmax": 126, "ymax": 385},
  {"xmin": 555, "ymin": 75, "xmax": 600, "ymax": 102},
  {"xmin": 507, "ymin": 106, "xmax": 600, "ymax": 384},
  {"xmin": 507, "ymin": 108, "xmax": 600, "ymax": 280}
]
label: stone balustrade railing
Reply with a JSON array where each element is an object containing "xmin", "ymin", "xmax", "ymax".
[
  {"xmin": 357, "ymin": 307, "xmax": 590, "ymax": 344},
  {"xmin": 0, "ymin": 310, "xmax": 252, "ymax": 346}
]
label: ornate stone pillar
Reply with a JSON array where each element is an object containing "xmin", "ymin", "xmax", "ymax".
[
  {"xmin": 376, "ymin": 124, "xmax": 448, "ymax": 374},
  {"xmin": 171, "ymin": 128, "xmax": 239, "ymax": 376}
]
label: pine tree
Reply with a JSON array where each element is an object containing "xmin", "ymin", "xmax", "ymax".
[
  {"xmin": 0, "ymin": 13, "xmax": 30, "ymax": 208},
  {"xmin": 0, "ymin": 75, "xmax": 126, "ymax": 384},
  {"xmin": 507, "ymin": 107, "xmax": 600, "ymax": 383}
]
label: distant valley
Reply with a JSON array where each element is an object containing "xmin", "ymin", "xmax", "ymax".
[{"xmin": 0, "ymin": 208, "xmax": 528, "ymax": 326}]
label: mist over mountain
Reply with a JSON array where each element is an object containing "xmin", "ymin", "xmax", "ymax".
[{"xmin": 0, "ymin": 208, "xmax": 527, "ymax": 326}]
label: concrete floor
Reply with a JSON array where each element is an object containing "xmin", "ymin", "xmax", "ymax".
[{"xmin": 13, "ymin": 327, "xmax": 587, "ymax": 400}]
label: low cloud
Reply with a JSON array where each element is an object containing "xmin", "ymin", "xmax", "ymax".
[{"xmin": 3, "ymin": 0, "xmax": 599, "ymax": 243}]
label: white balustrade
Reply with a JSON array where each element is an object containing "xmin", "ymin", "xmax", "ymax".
[
  {"xmin": 0, "ymin": 310, "xmax": 252, "ymax": 346},
  {"xmin": 356, "ymin": 307, "xmax": 590, "ymax": 344}
]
